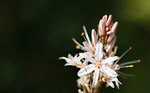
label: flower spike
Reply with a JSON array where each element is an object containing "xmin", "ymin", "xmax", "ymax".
[{"xmin": 59, "ymin": 15, "xmax": 140, "ymax": 93}]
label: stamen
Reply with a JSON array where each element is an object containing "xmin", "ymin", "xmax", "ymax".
[
  {"xmin": 120, "ymin": 65, "xmax": 134, "ymax": 68},
  {"xmin": 119, "ymin": 59, "xmax": 141, "ymax": 65},
  {"xmin": 72, "ymin": 38, "xmax": 85, "ymax": 50},
  {"xmin": 114, "ymin": 46, "xmax": 132, "ymax": 64},
  {"xmin": 117, "ymin": 71, "xmax": 134, "ymax": 77},
  {"xmin": 83, "ymin": 42, "xmax": 94, "ymax": 52},
  {"xmin": 114, "ymin": 46, "xmax": 118, "ymax": 55},
  {"xmin": 72, "ymin": 38, "xmax": 75, "ymax": 40},
  {"xmin": 83, "ymin": 26, "xmax": 92, "ymax": 48},
  {"xmin": 81, "ymin": 32, "xmax": 89, "ymax": 43}
]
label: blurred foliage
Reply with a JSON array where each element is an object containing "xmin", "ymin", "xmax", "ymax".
[{"xmin": 0, "ymin": 0, "xmax": 149, "ymax": 93}]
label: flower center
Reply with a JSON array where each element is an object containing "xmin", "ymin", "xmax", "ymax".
[
  {"xmin": 91, "ymin": 50, "xmax": 95, "ymax": 54},
  {"xmin": 96, "ymin": 62, "xmax": 101, "ymax": 68}
]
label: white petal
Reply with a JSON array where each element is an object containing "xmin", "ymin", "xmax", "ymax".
[
  {"xmin": 79, "ymin": 53, "xmax": 96, "ymax": 63},
  {"xmin": 60, "ymin": 57, "xmax": 75, "ymax": 66},
  {"xmin": 60, "ymin": 54, "xmax": 83, "ymax": 67},
  {"xmin": 102, "ymin": 56, "xmax": 119, "ymax": 65},
  {"xmin": 95, "ymin": 43, "xmax": 103, "ymax": 61},
  {"xmin": 68, "ymin": 54, "xmax": 73, "ymax": 59},
  {"xmin": 64, "ymin": 62, "xmax": 75, "ymax": 66},
  {"xmin": 107, "ymin": 81, "xmax": 114, "ymax": 88},
  {"xmin": 74, "ymin": 55, "xmax": 83, "ymax": 64},
  {"xmin": 59, "ymin": 57, "xmax": 72, "ymax": 63},
  {"xmin": 77, "ymin": 64, "xmax": 95, "ymax": 77},
  {"xmin": 112, "ymin": 78, "xmax": 121, "ymax": 89},
  {"xmin": 93, "ymin": 69, "xmax": 99, "ymax": 86},
  {"xmin": 115, "ymin": 81, "xmax": 120, "ymax": 89},
  {"xmin": 102, "ymin": 67, "xmax": 118, "ymax": 77}
]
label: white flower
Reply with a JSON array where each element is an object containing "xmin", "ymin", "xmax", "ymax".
[
  {"xmin": 103, "ymin": 76, "xmax": 121, "ymax": 89},
  {"xmin": 59, "ymin": 54, "xmax": 85, "ymax": 68},
  {"xmin": 77, "ymin": 42, "xmax": 119, "ymax": 87}
]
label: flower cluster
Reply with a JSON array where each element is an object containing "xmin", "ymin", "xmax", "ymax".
[{"xmin": 59, "ymin": 15, "xmax": 140, "ymax": 93}]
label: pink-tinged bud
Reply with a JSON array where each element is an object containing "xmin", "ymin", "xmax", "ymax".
[
  {"xmin": 106, "ymin": 15, "xmax": 112, "ymax": 27},
  {"xmin": 103, "ymin": 15, "xmax": 107, "ymax": 26},
  {"xmin": 112, "ymin": 21, "xmax": 118, "ymax": 32},
  {"xmin": 99, "ymin": 20, "xmax": 102, "ymax": 37},
  {"xmin": 107, "ymin": 34, "xmax": 115, "ymax": 43},
  {"xmin": 106, "ymin": 37, "xmax": 116, "ymax": 53},
  {"xmin": 107, "ymin": 21, "xmax": 118, "ymax": 35},
  {"xmin": 109, "ymin": 21, "xmax": 114, "ymax": 28},
  {"xmin": 106, "ymin": 27, "xmax": 109, "ymax": 32},
  {"xmin": 99, "ymin": 19, "xmax": 105, "ymax": 37},
  {"xmin": 91, "ymin": 29, "xmax": 97, "ymax": 47},
  {"xmin": 99, "ymin": 30, "xmax": 102, "ymax": 37}
]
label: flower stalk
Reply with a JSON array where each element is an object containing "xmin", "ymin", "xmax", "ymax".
[{"xmin": 93, "ymin": 80, "xmax": 103, "ymax": 93}]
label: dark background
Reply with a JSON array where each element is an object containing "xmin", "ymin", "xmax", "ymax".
[{"xmin": 0, "ymin": 0, "xmax": 149, "ymax": 93}]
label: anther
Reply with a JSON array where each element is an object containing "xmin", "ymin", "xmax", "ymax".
[
  {"xmin": 138, "ymin": 59, "xmax": 141, "ymax": 62},
  {"xmin": 91, "ymin": 50, "xmax": 95, "ymax": 54},
  {"xmin": 114, "ymin": 46, "xmax": 118, "ymax": 49},
  {"xmin": 129, "ymin": 65, "xmax": 134, "ymax": 68},
  {"xmin": 76, "ymin": 45, "xmax": 80, "ymax": 49},
  {"xmin": 81, "ymin": 32, "xmax": 84, "ymax": 36},
  {"xmin": 129, "ymin": 46, "xmax": 132, "ymax": 50},
  {"xmin": 72, "ymin": 38, "xmax": 75, "ymax": 40},
  {"xmin": 111, "ymin": 52, "xmax": 114, "ymax": 55}
]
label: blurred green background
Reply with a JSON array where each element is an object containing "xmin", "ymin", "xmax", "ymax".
[{"xmin": 0, "ymin": 0, "xmax": 149, "ymax": 93}]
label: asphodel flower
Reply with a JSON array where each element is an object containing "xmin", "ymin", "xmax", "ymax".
[
  {"xmin": 59, "ymin": 15, "xmax": 140, "ymax": 93},
  {"xmin": 77, "ymin": 42, "xmax": 120, "ymax": 87}
]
